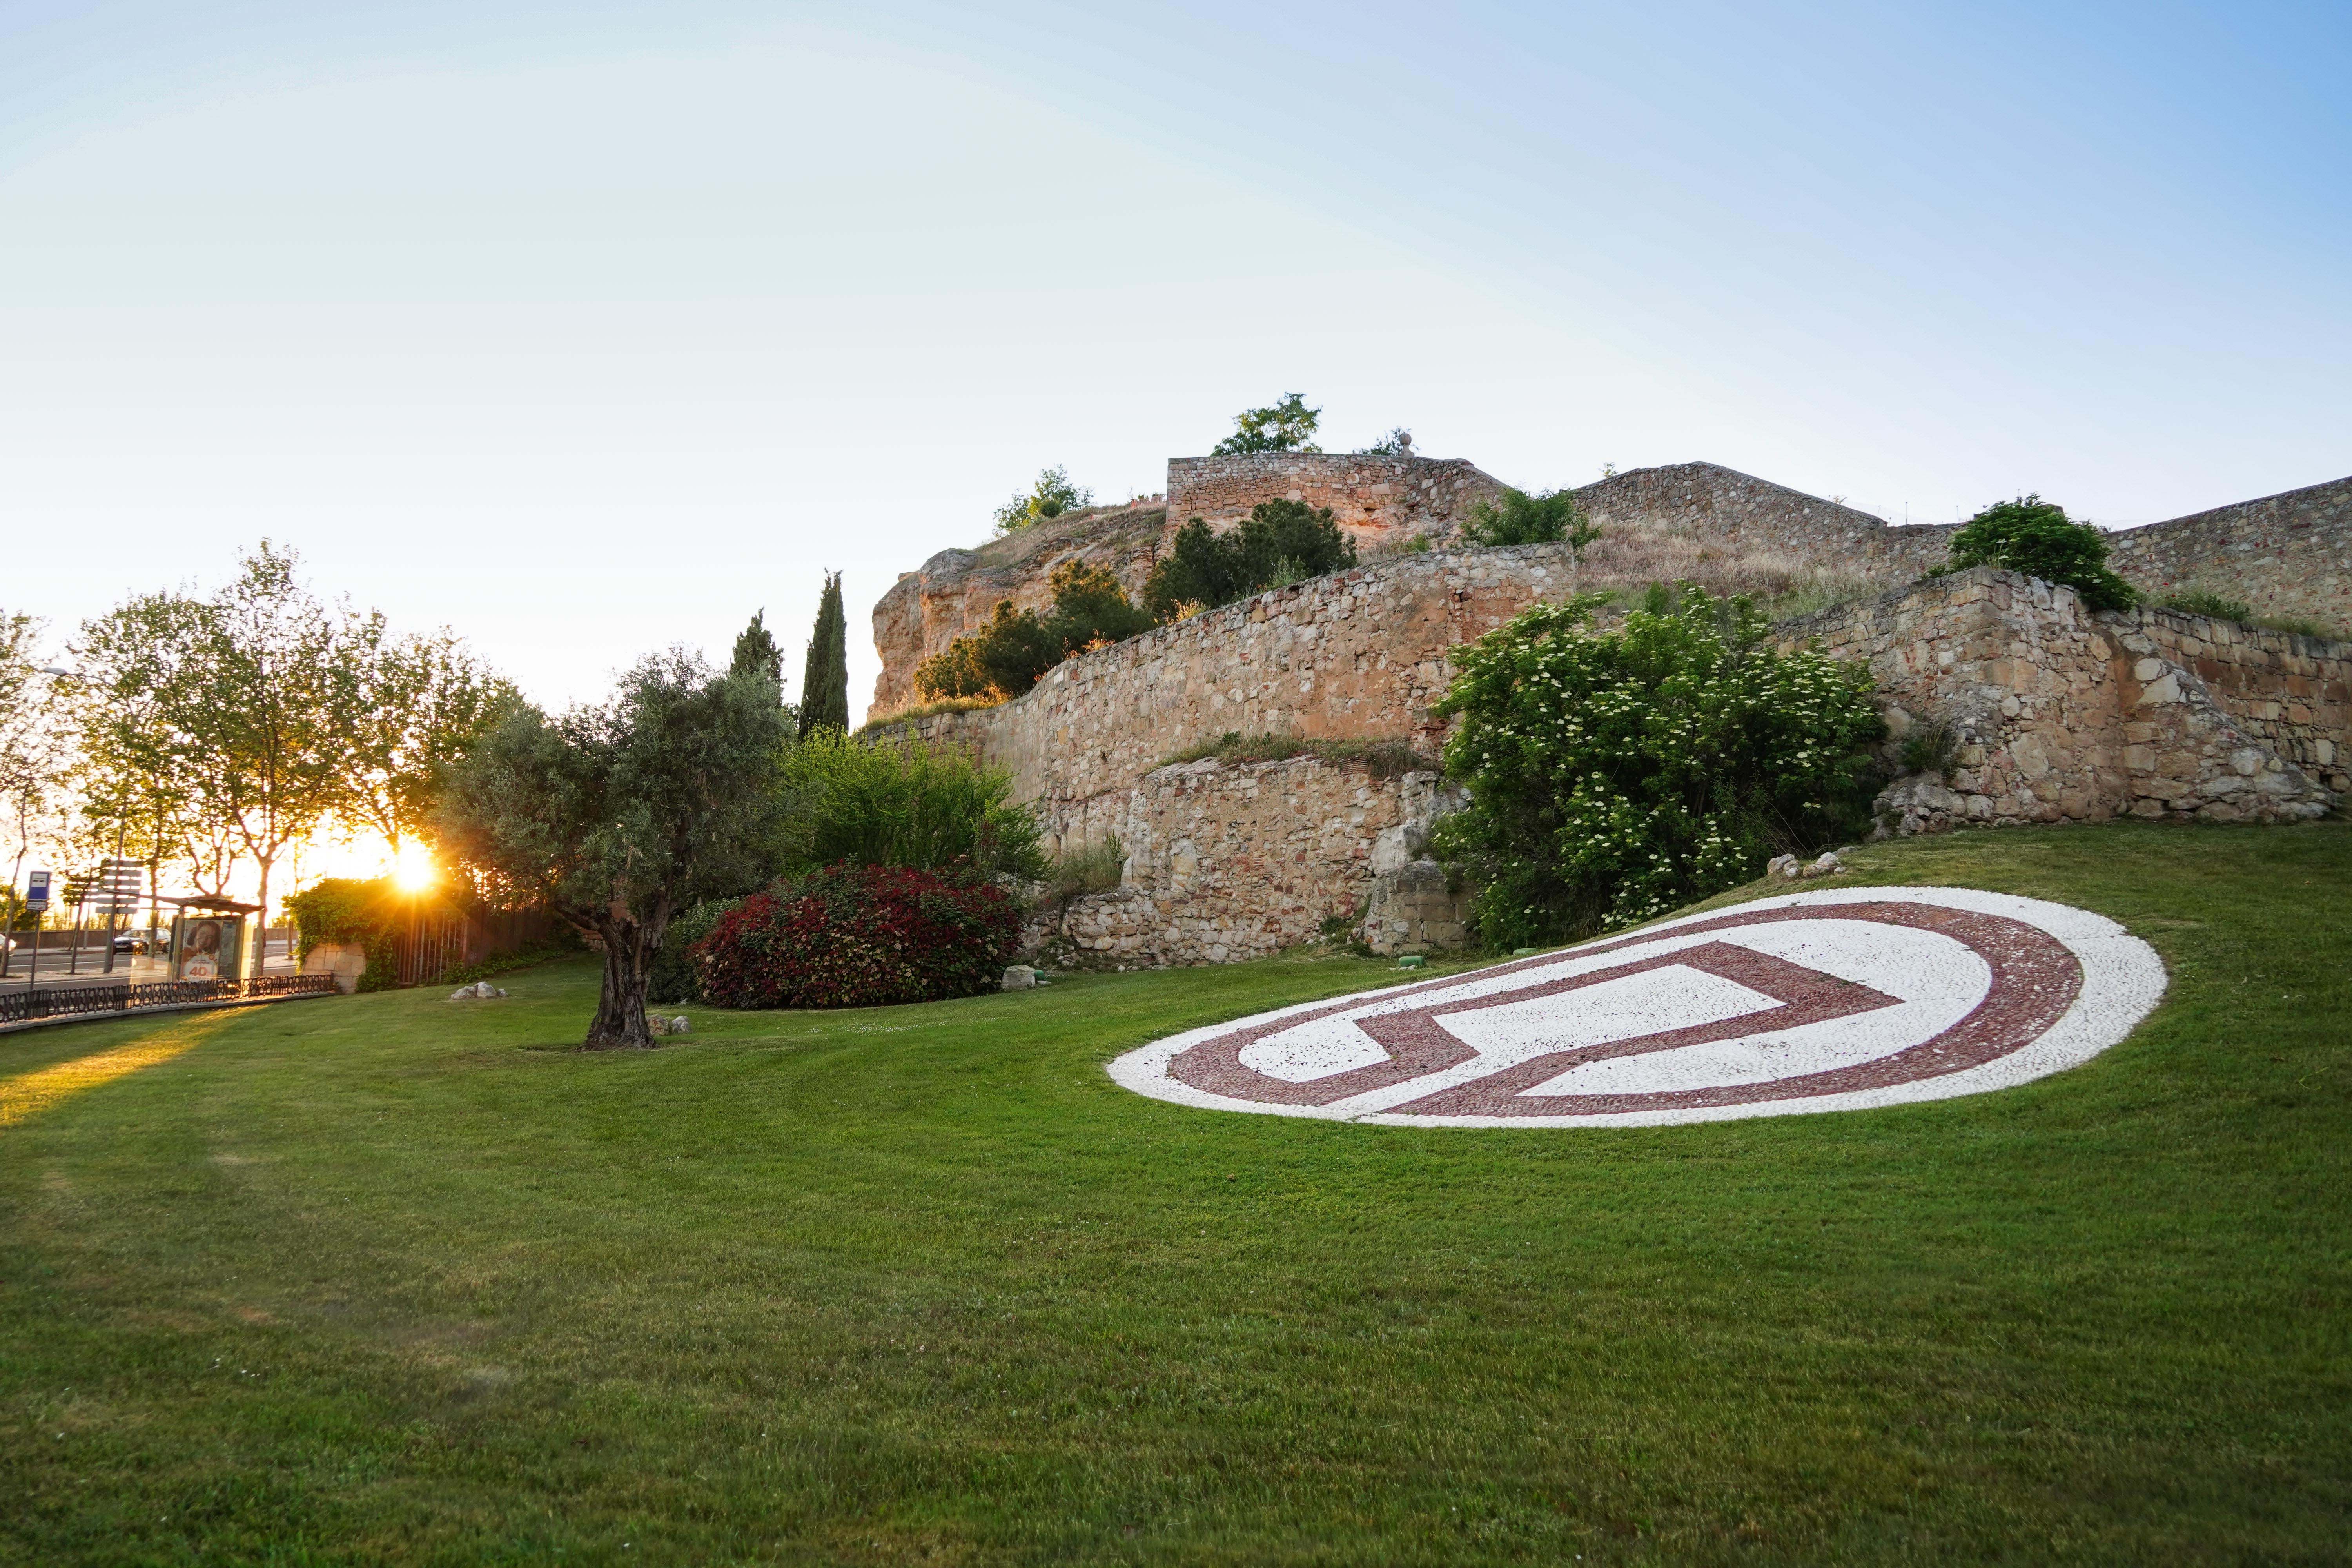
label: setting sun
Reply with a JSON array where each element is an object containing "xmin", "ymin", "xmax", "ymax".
[{"xmin": 390, "ymin": 842, "xmax": 437, "ymax": 894}]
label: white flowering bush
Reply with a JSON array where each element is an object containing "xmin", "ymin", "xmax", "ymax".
[{"xmin": 1430, "ymin": 586, "xmax": 1886, "ymax": 948}]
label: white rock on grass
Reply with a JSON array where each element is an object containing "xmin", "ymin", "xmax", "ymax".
[
  {"xmin": 1801, "ymin": 851, "xmax": 1847, "ymax": 878},
  {"xmin": 448, "ymin": 980, "xmax": 508, "ymax": 1000},
  {"xmin": 1002, "ymin": 965, "xmax": 1038, "ymax": 991},
  {"xmin": 1766, "ymin": 854, "xmax": 1802, "ymax": 881}
]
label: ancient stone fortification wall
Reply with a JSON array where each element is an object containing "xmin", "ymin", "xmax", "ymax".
[
  {"xmin": 1164, "ymin": 452, "xmax": 1506, "ymax": 552},
  {"xmin": 1573, "ymin": 462, "xmax": 1958, "ymax": 579},
  {"xmin": 1021, "ymin": 760, "xmax": 1464, "ymax": 967},
  {"xmin": 2105, "ymin": 475, "xmax": 2352, "ymax": 633},
  {"xmin": 869, "ymin": 458, "xmax": 2352, "ymax": 722},
  {"xmin": 1776, "ymin": 568, "xmax": 2342, "ymax": 833},
  {"xmin": 877, "ymin": 542, "xmax": 1589, "ymax": 815},
  {"xmin": 2117, "ymin": 604, "xmax": 2351, "ymax": 792}
]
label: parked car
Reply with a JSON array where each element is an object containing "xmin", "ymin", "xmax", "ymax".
[{"xmin": 112, "ymin": 930, "xmax": 156, "ymax": 955}]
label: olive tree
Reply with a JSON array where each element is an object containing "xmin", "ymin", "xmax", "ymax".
[{"xmin": 434, "ymin": 651, "xmax": 789, "ymax": 1047}]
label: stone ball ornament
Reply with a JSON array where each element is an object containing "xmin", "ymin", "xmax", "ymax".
[{"xmin": 1108, "ymin": 888, "xmax": 2167, "ymax": 1128}]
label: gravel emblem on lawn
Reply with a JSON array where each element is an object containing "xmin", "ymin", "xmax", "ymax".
[{"xmin": 1110, "ymin": 888, "xmax": 2167, "ymax": 1127}]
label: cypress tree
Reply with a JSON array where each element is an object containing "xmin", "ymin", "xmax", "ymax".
[
  {"xmin": 799, "ymin": 572, "xmax": 850, "ymax": 736},
  {"xmin": 730, "ymin": 609, "xmax": 784, "ymax": 691}
]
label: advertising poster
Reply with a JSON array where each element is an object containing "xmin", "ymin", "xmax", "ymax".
[{"xmin": 172, "ymin": 916, "xmax": 247, "ymax": 982}]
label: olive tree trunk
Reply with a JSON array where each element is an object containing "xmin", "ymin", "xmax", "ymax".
[{"xmin": 582, "ymin": 909, "xmax": 659, "ymax": 1048}]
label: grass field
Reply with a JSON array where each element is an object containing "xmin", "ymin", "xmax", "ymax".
[{"xmin": 2, "ymin": 822, "xmax": 2347, "ymax": 1564}]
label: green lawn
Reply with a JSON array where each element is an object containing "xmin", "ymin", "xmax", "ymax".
[{"xmin": 2, "ymin": 823, "xmax": 2347, "ymax": 1565}]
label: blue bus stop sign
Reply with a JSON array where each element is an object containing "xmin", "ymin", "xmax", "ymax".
[{"xmin": 24, "ymin": 870, "xmax": 50, "ymax": 913}]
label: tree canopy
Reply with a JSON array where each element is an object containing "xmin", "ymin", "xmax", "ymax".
[
  {"xmin": 1211, "ymin": 394, "xmax": 1321, "ymax": 455},
  {"xmin": 434, "ymin": 652, "xmax": 791, "ymax": 1047},
  {"xmin": 799, "ymin": 574, "xmax": 850, "ymax": 736}
]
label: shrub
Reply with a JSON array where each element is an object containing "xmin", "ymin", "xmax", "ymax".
[
  {"xmin": 993, "ymin": 465, "xmax": 1093, "ymax": 534},
  {"xmin": 1430, "ymin": 586, "xmax": 1886, "ymax": 947},
  {"xmin": 1141, "ymin": 501, "xmax": 1357, "ymax": 620},
  {"xmin": 645, "ymin": 897, "xmax": 741, "ymax": 1005},
  {"xmin": 2161, "ymin": 589, "xmax": 2256, "ymax": 623},
  {"xmin": 779, "ymin": 730, "xmax": 1045, "ymax": 880},
  {"xmin": 1942, "ymin": 495, "xmax": 2138, "ymax": 611},
  {"xmin": 1046, "ymin": 835, "xmax": 1125, "ymax": 898},
  {"xmin": 915, "ymin": 559, "xmax": 1155, "ymax": 701},
  {"xmin": 283, "ymin": 876, "xmax": 406, "ymax": 991},
  {"xmin": 1461, "ymin": 487, "xmax": 1592, "ymax": 548},
  {"xmin": 693, "ymin": 864, "xmax": 1020, "ymax": 1009},
  {"xmin": 1899, "ymin": 719, "xmax": 1960, "ymax": 780}
]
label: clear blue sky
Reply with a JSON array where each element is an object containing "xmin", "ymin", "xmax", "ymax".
[{"xmin": 4, "ymin": 1, "xmax": 2346, "ymax": 716}]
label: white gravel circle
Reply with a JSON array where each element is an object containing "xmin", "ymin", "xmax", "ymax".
[{"xmin": 1106, "ymin": 887, "xmax": 2167, "ymax": 1128}]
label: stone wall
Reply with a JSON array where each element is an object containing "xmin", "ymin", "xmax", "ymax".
[
  {"xmin": 1022, "ymin": 759, "xmax": 1465, "ymax": 967},
  {"xmin": 1164, "ymin": 452, "xmax": 1506, "ymax": 553},
  {"xmin": 874, "ymin": 542, "xmax": 1590, "ymax": 818},
  {"xmin": 2117, "ymin": 604, "xmax": 2351, "ymax": 793},
  {"xmin": 869, "ymin": 457, "xmax": 2352, "ymax": 722},
  {"xmin": 2104, "ymin": 474, "xmax": 2352, "ymax": 633},
  {"xmin": 1776, "ymin": 568, "xmax": 2342, "ymax": 833},
  {"xmin": 1573, "ymin": 461, "xmax": 1958, "ymax": 579}
]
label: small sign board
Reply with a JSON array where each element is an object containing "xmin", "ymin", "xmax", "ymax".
[{"xmin": 24, "ymin": 870, "xmax": 50, "ymax": 913}]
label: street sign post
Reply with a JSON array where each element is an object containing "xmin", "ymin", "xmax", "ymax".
[{"xmin": 23, "ymin": 870, "xmax": 50, "ymax": 984}]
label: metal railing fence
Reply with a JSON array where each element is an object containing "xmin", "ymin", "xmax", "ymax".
[{"xmin": 0, "ymin": 973, "xmax": 337, "ymax": 1029}]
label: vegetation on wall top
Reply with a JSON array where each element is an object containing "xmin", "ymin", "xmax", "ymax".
[
  {"xmin": 1940, "ymin": 495, "xmax": 2138, "ymax": 612},
  {"xmin": 992, "ymin": 465, "xmax": 1093, "ymax": 534},
  {"xmin": 1210, "ymin": 393, "xmax": 1321, "ymax": 456}
]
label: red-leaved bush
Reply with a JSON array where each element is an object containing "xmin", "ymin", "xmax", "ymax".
[{"xmin": 691, "ymin": 863, "xmax": 1020, "ymax": 1009}]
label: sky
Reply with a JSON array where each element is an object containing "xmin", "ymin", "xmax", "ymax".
[{"xmin": 3, "ymin": 0, "xmax": 2347, "ymax": 729}]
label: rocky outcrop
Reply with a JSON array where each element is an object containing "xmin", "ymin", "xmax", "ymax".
[{"xmin": 867, "ymin": 500, "xmax": 1171, "ymax": 718}]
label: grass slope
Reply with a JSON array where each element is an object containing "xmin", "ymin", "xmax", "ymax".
[{"xmin": 1, "ymin": 822, "xmax": 2346, "ymax": 1565}]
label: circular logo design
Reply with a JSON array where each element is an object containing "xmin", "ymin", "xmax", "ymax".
[{"xmin": 1109, "ymin": 888, "xmax": 2166, "ymax": 1127}]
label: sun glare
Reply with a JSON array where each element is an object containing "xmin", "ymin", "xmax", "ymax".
[{"xmin": 392, "ymin": 842, "xmax": 437, "ymax": 894}]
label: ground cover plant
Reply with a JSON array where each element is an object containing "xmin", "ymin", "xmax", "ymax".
[
  {"xmin": 1433, "ymin": 585, "xmax": 1885, "ymax": 947},
  {"xmin": 0, "ymin": 820, "xmax": 2346, "ymax": 1563}
]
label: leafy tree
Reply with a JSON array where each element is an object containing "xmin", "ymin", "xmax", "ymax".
[
  {"xmin": 434, "ymin": 651, "xmax": 791, "ymax": 1047},
  {"xmin": 992, "ymin": 466, "xmax": 1093, "ymax": 534},
  {"xmin": 1212, "ymin": 394, "xmax": 1321, "ymax": 455},
  {"xmin": 334, "ymin": 625, "xmax": 517, "ymax": 857},
  {"xmin": 915, "ymin": 559, "xmax": 1155, "ymax": 701},
  {"xmin": 1942, "ymin": 495, "xmax": 2138, "ymax": 611},
  {"xmin": 1141, "ymin": 501, "xmax": 1358, "ymax": 620},
  {"xmin": 1431, "ymin": 586, "xmax": 1885, "ymax": 948},
  {"xmin": 73, "ymin": 544, "xmax": 347, "ymax": 927},
  {"xmin": 0, "ymin": 612, "xmax": 67, "ymax": 935},
  {"xmin": 799, "ymin": 572, "xmax": 850, "ymax": 736}
]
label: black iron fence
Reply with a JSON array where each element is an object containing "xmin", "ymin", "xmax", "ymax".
[{"xmin": 0, "ymin": 973, "xmax": 337, "ymax": 1029}]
